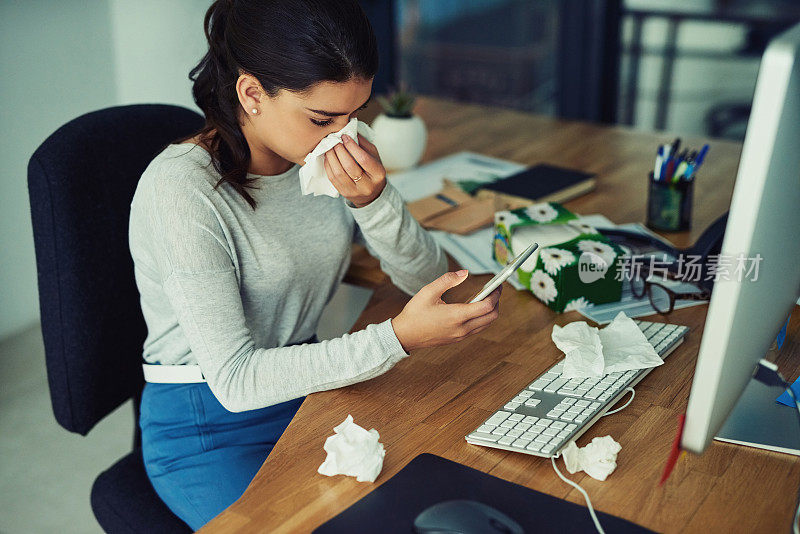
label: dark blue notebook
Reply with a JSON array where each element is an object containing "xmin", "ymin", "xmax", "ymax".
[
  {"xmin": 314, "ymin": 453, "xmax": 653, "ymax": 533},
  {"xmin": 479, "ymin": 163, "xmax": 596, "ymax": 204}
]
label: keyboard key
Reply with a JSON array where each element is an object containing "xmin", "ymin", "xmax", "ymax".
[
  {"xmin": 469, "ymin": 432, "xmax": 499, "ymax": 442},
  {"xmin": 557, "ymin": 430, "xmax": 571, "ymax": 439},
  {"xmin": 515, "ymin": 423, "xmax": 531, "ymax": 431},
  {"xmin": 504, "ymin": 402, "xmax": 521, "ymax": 410},
  {"xmin": 575, "ymin": 414, "xmax": 588, "ymax": 423},
  {"xmin": 528, "ymin": 380, "xmax": 549, "ymax": 391},
  {"xmin": 521, "ymin": 431, "xmax": 538, "ymax": 440},
  {"xmin": 589, "ymin": 402, "xmax": 600, "ymax": 410},
  {"xmin": 575, "ymin": 400, "xmax": 590, "ymax": 408},
  {"xmin": 561, "ymin": 397, "xmax": 576, "ymax": 405},
  {"xmin": 539, "ymin": 418, "xmax": 554, "ymax": 426},
  {"xmin": 585, "ymin": 390, "xmax": 601, "ymax": 399},
  {"xmin": 567, "ymin": 406, "xmax": 581, "ymax": 414},
  {"xmin": 542, "ymin": 444, "xmax": 556, "ymax": 455},
  {"xmin": 487, "ymin": 411, "xmax": 511, "ymax": 425},
  {"xmin": 566, "ymin": 424, "xmax": 577, "ymax": 432},
  {"xmin": 543, "ymin": 428, "xmax": 558, "ymax": 437},
  {"xmin": 534, "ymin": 435, "xmax": 550, "ymax": 444},
  {"xmin": 491, "ymin": 428, "xmax": 508, "ymax": 436},
  {"xmin": 558, "ymin": 389, "xmax": 582, "ymax": 397},
  {"xmin": 544, "ymin": 377, "xmax": 570, "ymax": 393},
  {"xmin": 523, "ymin": 416, "xmax": 538, "ymax": 424},
  {"xmin": 498, "ymin": 436, "xmax": 515, "ymax": 446},
  {"xmin": 525, "ymin": 399, "xmax": 541, "ymax": 407},
  {"xmin": 551, "ymin": 421, "xmax": 566, "ymax": 430},
  {"xmin": 562, "ymin": 413, "xmax": 576, "ymax": 421},
  {"xmin": 477, "ymin": 425, "xmax": 495, "ymax": 433},
  {"xmin": 500, "ymin": 420, "xmax": 516, "ymax": 428},
  {"xmin": 518, "ymin": 390, "xmax": 533, "ymax": 398},
  {"xmin": 511, "ymin": 396, "xmax": 527, "ymax": 404},
  {"xmin": 508, "ymin": 414, "xmax": 524, "ymax": 422},
  {"xmin": 526, "ymin": 442, "xmax": 543, "ymax": 452},
  {"xmin": 506, "ymin": 429, "xmax": 523, "ymax": 438},
  {"xmin": 513, "ymin": 439, "xmax": 531, "ymax": 448}
]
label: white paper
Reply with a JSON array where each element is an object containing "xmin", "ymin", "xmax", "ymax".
[
  {"xmin": 299, "ymin": 118, "xmax": 376, "ymax": 198},
  {"xmin": 317, "ymin": 414, "xmax": 385, "ymax": 483},
  {"xmin": 387, "ymin": 151, "xmax": 525, "ymax": 203},
  {"xmin": 552, "ymin": 311, "xmax": 663, "ymax": 379},
  {"xmin": 562, "ymin": 435, "xmax": 622, "ymax": 481}
]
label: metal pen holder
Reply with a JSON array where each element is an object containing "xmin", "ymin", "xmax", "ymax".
[{"xmin": 646, "ymin": 172, "xmax": 694, "ymax": 232}]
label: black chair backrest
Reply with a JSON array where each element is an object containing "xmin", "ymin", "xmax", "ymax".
[{"xmin": 28, "ymin": 104, "xmax": 205, "ymax": 436}]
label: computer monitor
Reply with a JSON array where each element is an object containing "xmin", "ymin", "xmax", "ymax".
[{"xmin": 681, "ymin": 22, "xmax": 800, "ymax": 454}]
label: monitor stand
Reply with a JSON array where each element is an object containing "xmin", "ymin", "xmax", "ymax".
[{"xmin": 715, "ymin": 376, "xmax": 800, "ymax": 456}]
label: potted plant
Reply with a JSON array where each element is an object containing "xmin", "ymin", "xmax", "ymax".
[{"xmin": 370, "ymin": 84, "xmax": 427, "ymax": 171}]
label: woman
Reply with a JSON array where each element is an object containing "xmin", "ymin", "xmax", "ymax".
[{"xmin": 128, "ymin": 0, "xmax": 502, "ymax": 529}]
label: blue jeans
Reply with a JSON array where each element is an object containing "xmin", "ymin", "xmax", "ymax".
[{"xmin": 140, "ymin": 378, "xmax": 305, "ymax": 530}]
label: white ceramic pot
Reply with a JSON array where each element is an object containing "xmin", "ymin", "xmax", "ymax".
[{"xmin": 370, "ymin": 113, "xmax": 427, "ymax": 171}]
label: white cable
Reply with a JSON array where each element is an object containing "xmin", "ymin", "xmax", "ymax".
[
  {"xmin": 602, "ymin": 387, "xmax": 635, "ymax": 417},
  {"xmin": 551, "ymin": 455, "xmax": 606, "ymax": 534}
]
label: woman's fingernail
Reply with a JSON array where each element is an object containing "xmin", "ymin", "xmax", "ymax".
[
  {"xmin": 456, "ymin": 269, "xmax": 468, "ymax": 277},
  {"xmin": 342, "ymin": 134, "xmax": 351, "ymax": 142}
]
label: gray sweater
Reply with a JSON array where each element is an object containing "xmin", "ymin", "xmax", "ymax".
[{"xmin": 128, "ymin": 143, "xmax": 448, "ymax": 412}]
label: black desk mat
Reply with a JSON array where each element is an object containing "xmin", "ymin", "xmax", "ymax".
[{"xmin": 315, "ymin": 453, "xmax": 653, "ymax": 533}]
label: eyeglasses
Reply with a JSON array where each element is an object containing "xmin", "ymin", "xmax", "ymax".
[{"xmin": 630, "ymin": 271, "xmax": 711, "ymax": 315}]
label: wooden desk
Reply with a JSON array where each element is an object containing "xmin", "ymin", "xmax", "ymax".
[{"xmin": 202, "ymin": 97, "xmax": 800, "ymax": 533}]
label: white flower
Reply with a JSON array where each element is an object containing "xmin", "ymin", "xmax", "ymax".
[
  {"xmin": 540, "ymin": 247, "xmax": 576, "ymax": 275},
  {"xmin": 531, "ymin": 270, "xmax": 558, "ymax": 303},
  {"xmin": 569, "ymin": 221, "xmax": 599, "ymax": 234},
  {"xmin": 564, "ymin": 296, "xmax": 592, "ymax": 312},
  {"xmin": 527, "ymin": 203, "xmax": 558, "ymax": 223},
  {"xmin": 577, "ymin": 239, "xmax": 617, "ymax": 268}
]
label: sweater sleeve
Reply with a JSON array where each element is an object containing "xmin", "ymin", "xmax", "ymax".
[
  {"xmin": 144, "ymin": 171, "xmax": 410, "ymax": 412},
  {"xmin": 349, "ymin": 181, "xmax": 449, "ymax": 296}
]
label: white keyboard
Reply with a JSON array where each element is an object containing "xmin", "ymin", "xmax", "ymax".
[{"xmin": 465, "ymin": 320, "xmax": 689, "ymax": 457}]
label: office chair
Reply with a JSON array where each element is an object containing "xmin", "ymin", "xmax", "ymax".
[{"xmin": 27, "ymin": 104, "xmax": 205, "ymax": 533}]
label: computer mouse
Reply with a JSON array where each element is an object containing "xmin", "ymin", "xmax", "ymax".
[{"xmin": 412, "ymin": 499, "xmax": 524, "ymax": 534}]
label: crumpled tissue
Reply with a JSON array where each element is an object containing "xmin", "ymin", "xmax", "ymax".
[
  {"xmin": 300, "ymin": 117, "xmax": 376, "ymax": 198},
  {"xmin": 562, "ymin": 435, "xmax": 622, "ymax": 481},
  {"xmin": 317, "ymin": 414, "xmax": 385, "ymax": 483},
  {"xmin": 552, "ymin": 311, "xmax": 663, "ymax": 379}
]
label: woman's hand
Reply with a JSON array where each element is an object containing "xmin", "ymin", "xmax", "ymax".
[
  {"xmin": 323, "ymin": 133, "xmax": 386, "ymax": 208},
  {"xmin": 391, "ymin": 270, "xmax": 502, "ymax": 353}
]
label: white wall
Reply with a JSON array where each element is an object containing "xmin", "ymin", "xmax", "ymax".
[
  {"xmin": 0, "ymin": 1, "xmax": 118, "ymax": 340},
  {"xmin": 0, "ymin": 1, "xmax": 209, "ymax": 342},
  {"xmin": 109, "ymin": 0, "xmax": 207, "ymax": 110}
]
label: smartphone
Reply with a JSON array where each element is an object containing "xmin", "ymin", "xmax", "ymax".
[{"xmin": 466, "ymin": 243, "xmax": 539, "ymax": 303}]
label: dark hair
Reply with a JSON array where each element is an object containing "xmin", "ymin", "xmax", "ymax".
[{"xmin": 175, "ymin": 0, "xmax": 379, "ymax": 210}]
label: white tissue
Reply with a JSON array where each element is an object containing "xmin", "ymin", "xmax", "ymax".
[
  {"xmin": 599, "ymin": 311, "xmax": 665, "ymax": 374},
  {"xmin": 561, "ymin": 436, "xmax": 622, "ymax": 480},
  {"xmin": 551, "ymin": 321, "xmax": 605, "ymax": 378},
  {"xmin": 562, "ymin": 436, "xmax": 622, "ymax": 481},
  {"xmin": 299, "ymin": 118, "xmax": 376, "ymax": 198},
  {"xmin": 317, "ymin": 414, "xmax": 385, "ymax": 483},
  {"xmin": 552, "ymin": 311, "xmax": 664, "ymax": 379}
]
